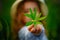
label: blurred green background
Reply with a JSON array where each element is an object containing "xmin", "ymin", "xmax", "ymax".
[{"xmin": 0, "ymin": 0, "xmax": 60, "ymax": 40}]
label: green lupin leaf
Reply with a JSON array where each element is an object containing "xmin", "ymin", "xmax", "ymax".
[
  {"xmin": 36, "ymin": 22, "xmax": 42, "ymax": 24},
  {"xmin": 30, "ymin": 8, "xmax": 34, "ymax": 20},
  {"xmin": 35, "ymin": 13, "xmax": 41, "ymax": 20},
  {"xmin": 26, "ymin": 21, "xmax": 33, "ymax": 26},
  {"xmin": 38, "ymin": 13, "xmax": 41, "ymax": 18},
  {"xmin": 33, "ymin": 8, "xmax": 36, "ymax": 20},
  {"xmin": 38, "ymin": 16, "xmax": 47, "ymax": 21},
  {"xmin": 24, "ymin": 13, "xmax": 32, "ymax": 19}
]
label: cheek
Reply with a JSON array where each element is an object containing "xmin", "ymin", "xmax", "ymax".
[{"xmin": 22, "ymin": 16, "xmax": 31, "ymax": 23}]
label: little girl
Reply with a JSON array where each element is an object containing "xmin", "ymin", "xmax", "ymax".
[{"xmin": 11, "ymin": 0, "xmax": 48, "ymax": 40}]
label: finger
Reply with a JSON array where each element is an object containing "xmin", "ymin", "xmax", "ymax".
[
  {"xmin": 35, "ymin": 24, "xmax": 41, "ymax": 33},
  {"xmin": 36, "ymin": 26, "xmax": 42, "ymax": 33},
  {"xmin": 30, "ymin": 27, "xmax": 35, "ymax": 33},
  {"xmin": 28, "ymin": 24, "xmax": 34, "ymax": 31},
  {"xmin": 36, "ymin": 27, "xmax": 40, "ymax": 33}
]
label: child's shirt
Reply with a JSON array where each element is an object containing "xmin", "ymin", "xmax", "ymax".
[{"xmin": 18, "ymin": 25, "xmax": 48, "ymax": 40}]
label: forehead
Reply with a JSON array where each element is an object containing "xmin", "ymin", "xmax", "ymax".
[{"xmin": 23, "ymin": 1, "xmax": 38, "ymax": 9}]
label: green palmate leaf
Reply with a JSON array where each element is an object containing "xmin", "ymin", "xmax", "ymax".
[
  {"xmin": 38, "ymin": 16, "xmax": 47, "ymax": 20},
  {"xmin": 36, "ymin": 22, "xmax": 42, "ymax": 24},
  {"xmin": 37, "ymin": 13, "xmax": 41, "ymax": 18},
  {"xmin": 24, "ymin": 13, "xmax": 32, "ymax": 19},
  {"xmin": 30, "ymin": 8, "xmax": 34, "ymax": 20},
  {"xmin": 38, "ymin": 13, "xmax": 41, "ymax": 17},
  {"xmin": 35, "ymin": 13, "xmax": 41, "ymax": 20},
  {"xmin": 33, "ymin": 8, "xmax": 36, "ymax": 20},
  {"xmin": 26, "ymin": 21, "xmax": 33, "ymax": 26}
]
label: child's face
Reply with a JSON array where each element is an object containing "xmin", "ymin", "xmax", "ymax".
[{"xmin": 18, "ymin": 1, "xmax": 40, "ymax": 24}]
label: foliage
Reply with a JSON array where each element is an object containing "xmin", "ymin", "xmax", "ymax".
[{"xmin": 24, "ymin": 8, "xmax": 47, "ymax": 27}]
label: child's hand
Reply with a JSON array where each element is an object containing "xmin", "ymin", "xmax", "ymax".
[{"xmin": 28, "ymin": 24, "xmax": 42, "ymax": 35}]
